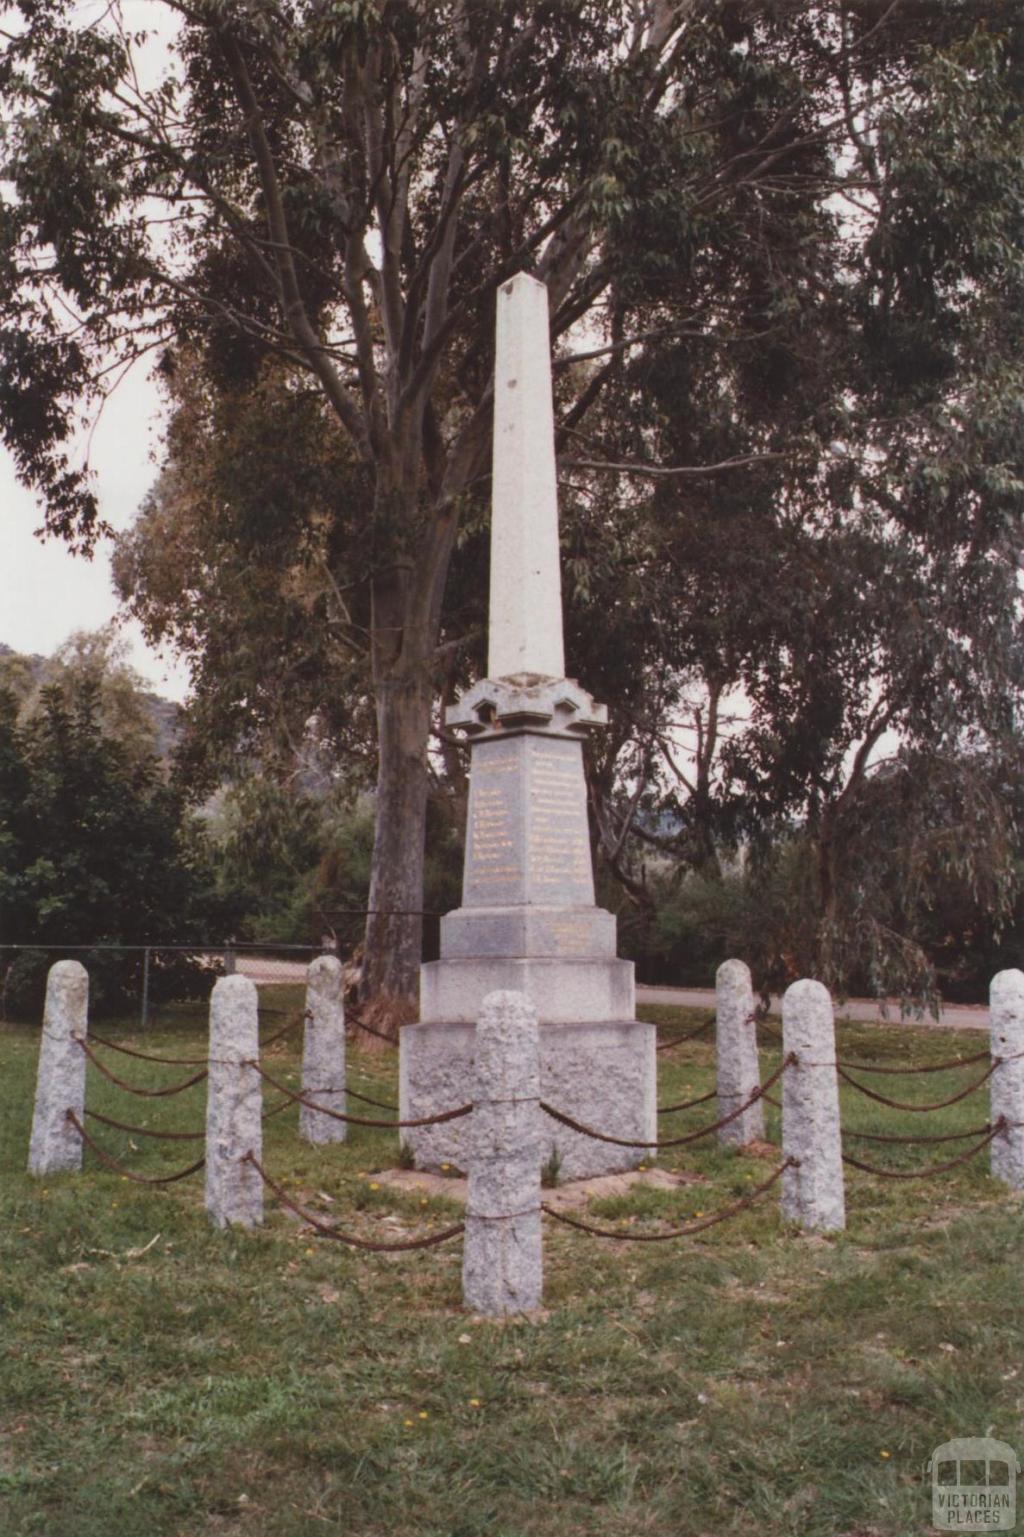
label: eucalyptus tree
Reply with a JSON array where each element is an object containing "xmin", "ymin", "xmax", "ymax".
[{"xmin": 4, "ymin": 0, "xmax": 1022, "ymax": 1015}]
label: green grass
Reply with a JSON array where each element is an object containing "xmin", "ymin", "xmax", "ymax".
[{"xmin": 1, "ymin": 991, "xmax": 1020, "ymax": 1535}]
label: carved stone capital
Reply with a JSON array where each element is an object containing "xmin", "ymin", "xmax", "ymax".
[{"xmin": 446, "ymin": 673, "xmax": 608, "ymax": 740}]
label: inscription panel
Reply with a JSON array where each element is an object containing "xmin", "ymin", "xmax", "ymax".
[
  {"xmin": 463, "ymin": 737, "xmax": 526, "ymax": 906},
  {"xmin": 526, "ymin": 739, "xmax": 594, "ymax": 905}
]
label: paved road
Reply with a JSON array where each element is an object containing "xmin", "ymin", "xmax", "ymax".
[
  {"xmin": 237, "ymin": 958, "xmax": 990, "ymax": 1032},
  {"xmin": 636, "ymin": 984, "xmax": 988, "ymax": 1032}
]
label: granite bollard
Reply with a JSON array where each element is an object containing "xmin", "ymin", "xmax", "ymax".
[
  {"xmin": 205, "ymin": 974, "xmax": 263, "ymax": 1228},
  {"xmin": 28, "ymin": 960, "xmax": 89, "ymax": 1175},
  {"xmin": 716, "ymin": 959, "xmax": 764, "ymax": 1147},
  {"xmin": 299, "ymin": 955, "xmax": 346, "ymax": 1145},
  {"xmin": 990, "ymin": 968, "xmax": 1024, "ymax": 1189},
  {"xmin": 463, "ymin": 990, "xmax": 543, "ymax": 1316},
  {"xmin": 781, "ymin": 979, "xmax": 845, "ymax": 1232}
]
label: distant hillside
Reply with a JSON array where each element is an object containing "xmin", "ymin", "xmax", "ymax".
[{"xmin": 0, "ymin": 640, "xmax": 181, "ymax": 763}]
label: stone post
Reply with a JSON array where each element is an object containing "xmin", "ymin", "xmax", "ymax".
[
  {"xmin": 781, "ymin": 979, "xmax": 845, "ymax": 1232},
  {"xmin": 28, "ymin": 960, "xmax": 89, "ymax": 1175},
  {"xmin": 463, "ymin": 990, "xmax": 543, "ymax": 1316},
  {"xmin": 299, "ymin": 954, "xmax": 346, "ymax": 1144},
  {"xmin": 205, "ymin": 974, "xmax": 262, "ymax": 1229},
  {"xmin": 716, "ymin": 958, "xmax": 764, "ymax": 1147},
  {"xmin": 990, "ymin": 969, "xmax": 1024, "ymax": 1189}
]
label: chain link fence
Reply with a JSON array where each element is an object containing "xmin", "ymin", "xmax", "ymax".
[{"xmin": 0, "ymin": 942, "xmax": 340, "ymax": 1027}]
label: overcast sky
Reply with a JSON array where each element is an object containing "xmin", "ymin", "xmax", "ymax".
[
  {"xmin": 1, "ymin": 343, "xmax": 192, "ymax": 703},
  {"xmin": 1, "ymin": 0, "xmax": 190, "ymax": 702}
]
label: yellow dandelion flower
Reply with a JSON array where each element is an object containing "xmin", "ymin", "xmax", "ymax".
[
  {"xmin": 468, "ymin": 1398, "xmax": 481, "ymax": 1408},
  {"xmin": 404, "ymin": 1419, "xmax": 414, "ymax": 1428},
  {"xmin": 880, "ymin": 1450, "xmax": 891, "ymax": 1460},
  {"xmin": 369, "ymin": 1182, "xmax": 380, "ymax": 1191},
  {"xmin": 418, "ymin": 1411, "xmax": 429, "ymax": 1420}
]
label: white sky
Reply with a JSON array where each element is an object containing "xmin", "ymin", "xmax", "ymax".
[
  {"xmin": 0, "ymin": 0, "xmax": 189, "ymax": 702},
  {"xmin": 0, "ymin": 367, "xmax": 191, "ymax": 702}
]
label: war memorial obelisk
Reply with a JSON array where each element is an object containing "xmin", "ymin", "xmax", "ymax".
[{"xmin": 399, "ymin": 273, "xmax": 656, "ymax": 1179}]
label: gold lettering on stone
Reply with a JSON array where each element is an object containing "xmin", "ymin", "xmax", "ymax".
[
  {"xmin": 527, "ymin": 742, "xmax": 591, "ymax": 891},
  {"xmin": 467, "ymin": 749, "xmax": 523, "ymax": 893}
]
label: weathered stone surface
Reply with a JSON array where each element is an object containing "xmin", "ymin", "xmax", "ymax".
[
  {"xmin": 446, "ymin": 675, "xmax": 607, "ymax": 740},
  {"xmin": 299, "ymin": 955, "xmax": 346, "ymax": 1145},
  {"xmin": 716, "ymin": 959, "xmax": 764, "ymax": 1148},
  {"xmin": 460, "ymin": 735, "xmax": 595, "ymax": 909},
  {"xmin": 488, "ymin": 274, "xmax": 564, "ymax": 681},
  {"xmin": 463, "ymin": 991, "xmax": 543, "ymax": 1315},
  {"xmin": 205, "ymin": 975, "xmax": 263, "ymax": 1228},
  {"xmin": 401, "ymin": 1017, "xmax": 656, "ymax": 1179},
  {"xmin": 441, "ymin": 904, "xmax": 617, "ymax": 960},
  {"xmin": 420, "ymin": 955, "xmax": 635, "ymax": 1025},
  {"xmin": 28, "ymin": 960, "xmax": 88, "ymax": 1175},
  {"xmin": 990, "ymin": 968, "xmax": 1024, "ymax": 1189},
  {"xmin": 780, "ymin": 979, "xmax": 845, "ymax": 1232}
]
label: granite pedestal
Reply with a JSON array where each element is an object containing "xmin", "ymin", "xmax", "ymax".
[{"xmin": 400, "ymin": 685, "xmax": 656, "ymax": 1179}]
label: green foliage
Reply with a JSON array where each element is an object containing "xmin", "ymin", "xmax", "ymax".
[
  {"xmin": 4, "ymin": 3, "xmax": 1024, "ymax": 1006},
  {"xmin": 0, "ymin": 674, "xmax": 228, "ymax": 1018}
]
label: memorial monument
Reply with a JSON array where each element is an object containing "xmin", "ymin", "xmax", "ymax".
[{"xmin": 399, "ymin": 273, "xmax": 656, "ymax": 1179}]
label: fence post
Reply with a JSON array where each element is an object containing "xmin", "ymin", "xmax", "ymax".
[
  {"xmin": 139, "ymin": 945, "xmax": 151, "ymax": 1031},
  {"xmin": 990, "ymin": 969, "xmax": 1024, "ymax": 1190},
  {"xmin": 781, "ymin": 979, "xmax": 845, "ymax": 1232},
  {"xmin": 300, "ymin": 955, "xmax": 346, "ymax": 1144},
  {"xmin": 205, "ymin": 974, "xmax": 262, "ymax": 1228},
  {"xmin": 463, "ymin": 990, "xmax": 542, "ymax": 1316},
  {"xmin": 28, "ymin": 960, "xmax": 89, "ymax": 1175},
  {"xmin": 716, "ymin": 958, "xmax": 764, "ymax": 1147},
  {"xmin": 223, "ymin": 940, "xmax": 237, "ymax": 977}
]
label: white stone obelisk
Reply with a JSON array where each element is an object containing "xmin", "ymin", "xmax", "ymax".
[
  {"xmin": 401, "ymin": 271, "xmax": 655, "ymax": 1179},
  {"xmin": 489, "ymin": 274, "xmax": 566, "ymax": 681}
]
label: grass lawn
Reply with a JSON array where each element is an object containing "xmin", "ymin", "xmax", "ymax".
[{"xmin": 1, "ymin": 991, "xmax": 1020, "ymax": 1536}]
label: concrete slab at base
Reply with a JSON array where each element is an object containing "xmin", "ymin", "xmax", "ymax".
[
  {"xmin": 420, "ymin": 956, "xmax": 635, "ymax": 1025},
  {"xmin": 400, "ymin": 1018, "xmax": 656, "ymax": 1179}
]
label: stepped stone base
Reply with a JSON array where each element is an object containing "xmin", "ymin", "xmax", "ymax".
[
  {"xmin": 400, "ymin": 1018, "xmax": 656, "ymax": 1180},
  {"xmin": 440, "ymin": 904, "xmax": 617, "ymax": 960},
  {"xmin": 421, "ymin": 955, "xmax": 635, "ymax": 1025}
]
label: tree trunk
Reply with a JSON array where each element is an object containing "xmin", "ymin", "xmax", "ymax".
[
  {"xmin": 356, "ymin": 489, "xmax": 459, "ymax": 1028},
  {"xmin": 359, "ymin": 661, "xmax": 433, "ymax": 1018}
]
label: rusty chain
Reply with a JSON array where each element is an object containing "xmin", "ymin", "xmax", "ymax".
[
  {"xmin": 84, "ymin": 1107, "xmax": 205, "ymax": 1141},
  {"xmin": 247, "ymin": 1060, "xmax": 472, "ymax": 1129},
  {"xmin": 836, "ymin": 1059, "xmax": 999, "ymax": 1112},
  {"xmin": 840, "ymin": 1120, "xmax": 1005, "ymax": 1180},
  {"xmin": 541, "ymin": 1056, "xmax": 794, "ymax": 1150},
  {"xmin": 87, "ymin": 1031, "xmax": 208, "ymax": 1067},
  {"xmin": 842, "ymin": 1122, "xmax": 995, "ymax": 1145},
  {"xmin": 657, "ymin": 1087, "xmax": 718, "ymax": 1116},
  {"xmin": 833, "ymin": 1046, "xmax": 991, "ymax": 1075},
  {"xmin": 346, "ymin": 1085, "xmax": 399, "ymax": 1111},
  {"xmin": 78, "ymin": 1038, "xmax": 208, "ymax": 1097},
  {"xmin": 541, "ymin": 1157, "xmax": 796, "ymax": 1242},
  {"xmin": 87, "ymin": 1009, "xmax": 309, "ymax": 1069},
  {"xmin": 655, "ymin": 1014, "xmax": 715, "ymax": 1052},
  {"xmin": 67, "ymin": 1111, "xmax": 205, "ymax": 1183},
  {"xmin": 243, "ymin": 1153, "xmax": 465, "ymax": 1251}
]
